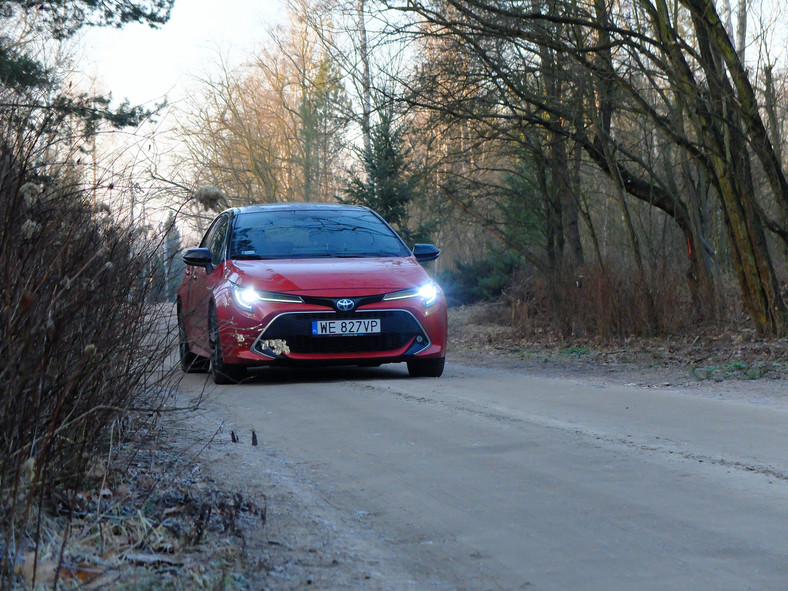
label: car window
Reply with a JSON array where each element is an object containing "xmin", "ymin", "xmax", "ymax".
[
  {"xmin": 200, "ymin": 216, "xmax": 222, "ymax": 249},
  {"xmin": 229, "ymin": 209, "xmax": 411, "ymax": 259},
  {"xmin": 201, "ymin": 215, "xmax": 230, "ymax": 266}
]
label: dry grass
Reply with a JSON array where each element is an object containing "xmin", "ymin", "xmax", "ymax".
[
  {"xmin": 0, "ymin": 155, "xmax": 183, "ymax": 586},
  {"xmin": 449, "ymin": 300, "xmax": 788, "ymax": 383},
  {"xmin": 504, "ymin": 265, "xmax": 698, "ymax": 339},
  {"xmin": 446, "ymin": 262, "xmax": 788, "ymax": 382},
  {"xmin": 3, "ymin": 412, "xmax": 265, "ymax": 590}
]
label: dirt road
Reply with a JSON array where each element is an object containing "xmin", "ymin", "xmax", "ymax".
[{"xmin": 176, "ymin": 359, "xmax": 788, "ymax": 590}]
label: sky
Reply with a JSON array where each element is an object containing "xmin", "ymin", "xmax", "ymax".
[{"xmin": 79, "ymin": 0, "xmax": 287, "ymax": 108}]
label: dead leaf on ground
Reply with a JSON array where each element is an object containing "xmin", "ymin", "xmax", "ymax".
[
  {"xmin": 19, "ymin": 552, "xmax": 57, "ymax": 586},
  {"xmin": 123, "ymin": 552, "xmax": 184, "ymax": 566}
]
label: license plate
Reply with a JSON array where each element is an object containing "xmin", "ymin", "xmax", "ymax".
[{"xmin": 312, "ymin": 318, "xmax": 381, "ymax": 336}]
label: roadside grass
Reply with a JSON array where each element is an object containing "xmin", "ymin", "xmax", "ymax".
[
  {"xmin": 6, "ymin": 413, "xmax": 265, "ymax": 590},
  {"xmin": 691, "ymin": 361, "xmax": 781, "ymax": 381},
  {"xmin": 449, "ymin": 301, "xmax": 788, "ymax": 383},
  {"xmin": 559, "ymin": 346, "xmax": 590, "ymax": 358},
  {"xmin": 0, "ymin": 119, "xmax": 213, "ymax": 587}
]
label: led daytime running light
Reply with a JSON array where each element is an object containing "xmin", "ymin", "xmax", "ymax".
[
  {"xmin": 383, "ymin": 281, "xmax": 439, "ymax": 307},
  {"xmin": 231, "ymin": 283, "xmax": 304, "ymax": 311}
]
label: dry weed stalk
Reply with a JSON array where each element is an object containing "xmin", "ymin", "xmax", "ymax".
[
  {"xmin": 0, "ymin": 134, "xmax": 181, "ymax": 587},
  {"xmin": 507, "ymin": 264, "xmax": 696, "ymax": 339}
]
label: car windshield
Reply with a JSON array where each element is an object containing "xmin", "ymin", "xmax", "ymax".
[{"xmin": 229, "ymin": 209, "xmax": 412, "ymax": 260}]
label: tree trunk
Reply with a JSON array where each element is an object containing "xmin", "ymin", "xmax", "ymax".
[
  {"xmin": 538, "ymin": 13, "xmax": 583, "ymax": 272},
  {"xmin": 358, "ymin": 0, "xmax": 372, "ymax": 156},
  {"xmin": 644, "ymin": 0, "xmax": 788, "ymax": 335},
  {"xmin": 735, "ymin": 0, "xmax": 747, "ymax": 62},
  {"xmin": 711, "ymin": 152, "xmax": 787, "ymax": 335},
  {"xmin": 689, "ymin": 8, "xmax": 788, "ymax": 336}
]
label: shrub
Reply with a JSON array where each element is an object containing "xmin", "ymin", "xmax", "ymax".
[
  {"xmin": 508, "ymin": 264, "xmax": 694, "ymax": 339},
  {"xmin": 438, "ymin": 248, "xmax": 522, "ymax": 306},
  {"xmin": 0, "ymin": 154, "xmax": 174, "ymax": 586}
]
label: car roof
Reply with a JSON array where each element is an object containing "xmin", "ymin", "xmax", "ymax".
[{"xmin": 227, "ymin": 202, "xmax": 372, "ymax": 215}]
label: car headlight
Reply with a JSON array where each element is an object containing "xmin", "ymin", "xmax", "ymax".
[
  {"xmin": 231, "ymin": 283, "xmax": 304, "ymax": 311},
  {"xmin": 383, "ymin": 281, "xmax": 440, "ymax": 307}
]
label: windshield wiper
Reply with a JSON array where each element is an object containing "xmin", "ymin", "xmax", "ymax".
[
  {"xmin": 301, "ymin": 253, "xmax": 377, "ymax": 258},
  {"xmin": 231, "ymin": 254, "xmax": 278, "ymax": 260},
  {"xmin": 232, "ymin": 252, "xmax": 397, "ymax": 260}
]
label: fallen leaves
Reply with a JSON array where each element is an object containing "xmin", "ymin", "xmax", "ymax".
[
  {"xmin": 449, "ymin": 302, "xmax": 788, "ymax": 383},
  {"xmin": 7, "ymin": 419, "xmax": 269, "ymax": 590},
  {"xmin": 17, "ymin": 552, "xmax": 106, "ymax": 586}
]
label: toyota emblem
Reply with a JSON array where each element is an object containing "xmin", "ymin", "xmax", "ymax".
[{"xmin": 336, "ymin": 298, "xmax": 355, "ymax": 312}]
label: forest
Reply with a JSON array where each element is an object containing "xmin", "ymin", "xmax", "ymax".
[
  {"xmin": 1, "ymin": 0, "xmax": 787, "ymax": 584},
  {"xmin": 163, "ymin": 0, "xmax": 788, "ymax": 339}
]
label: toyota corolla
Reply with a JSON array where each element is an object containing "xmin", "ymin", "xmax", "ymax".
[{"xmin": 176, "ymin": 203, "xmax": 447, "ymax": 384}]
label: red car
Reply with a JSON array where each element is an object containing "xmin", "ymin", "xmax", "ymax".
[{"xmin": 177, "ymin": 203, "xmax": 447, "ymax": 384}]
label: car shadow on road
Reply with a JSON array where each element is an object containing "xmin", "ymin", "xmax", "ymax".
[{"xmin": 239, "ymin": 364, "xmax": 410, "ymax": 386}]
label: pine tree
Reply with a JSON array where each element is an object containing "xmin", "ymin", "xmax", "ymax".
[{"xmin": 343, "ymin": 110, "xmax": 414, "ymax": 240}]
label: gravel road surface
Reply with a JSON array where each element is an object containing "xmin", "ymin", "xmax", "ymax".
[{"xmin": 177, "ymin": 359, "xmax": 788, "ymax": 590}]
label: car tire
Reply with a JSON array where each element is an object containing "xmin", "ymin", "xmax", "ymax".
[
  {"xmin": 178, "ymin": 303, "xmax": 208, "ymax": 373},
  {"xmin": 209, "ymin": 305, "xmax": 247, "ymax": 385},
  {"xmin": 407, "ymin": 357, "xmax": 445, "ymax": 378}
]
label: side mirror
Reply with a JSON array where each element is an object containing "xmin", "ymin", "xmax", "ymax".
[
  {"xmin": 412, "ymin": 243, "xmax": 440, "ymax": 262},
  {"xmin": 183, "ymin": 247, "xmax": 212, "ymax": 269}
]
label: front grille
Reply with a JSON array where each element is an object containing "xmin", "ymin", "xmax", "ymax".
[{"xmin": 254, "ymin": 310, "xmax": 428, "ymax": 355}]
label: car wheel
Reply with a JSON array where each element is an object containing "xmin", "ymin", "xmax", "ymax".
[
  {"xmin": 407, "ymin": 357, "xmax": 445, "ymax": 378},
  {"xmin": 178, "ymin": 303, "xmax": 208, "ymax": 373},
  {"xmin": 209, "ymin": 305, "xmax": 247, "ymax": 385}
]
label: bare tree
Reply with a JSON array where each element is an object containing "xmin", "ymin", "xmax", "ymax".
[
  {"xmin": 380, "ymin": 0, "xmax": 788, "ymax": 335},
  {"xmin": 176, "ymin": 11, "xmax": 350, "ymax": 205}
]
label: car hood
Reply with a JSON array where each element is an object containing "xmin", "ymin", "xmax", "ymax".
[{"xmin": 228, "ymin": 257, "xmax": 431, "ymax": 295}]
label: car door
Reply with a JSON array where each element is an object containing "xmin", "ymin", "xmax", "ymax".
[{"xmin": 185, "ymin": 214, "xmax": 231, "ymax": 351}]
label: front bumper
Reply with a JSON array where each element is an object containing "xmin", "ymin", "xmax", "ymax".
[
  {"xmin": 216, "ymin": 298, "xmax": 447, "ymax": 366},
  {"xmin": 253, "ymin": 309, "xmax": 431, "ymax": 359}
]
